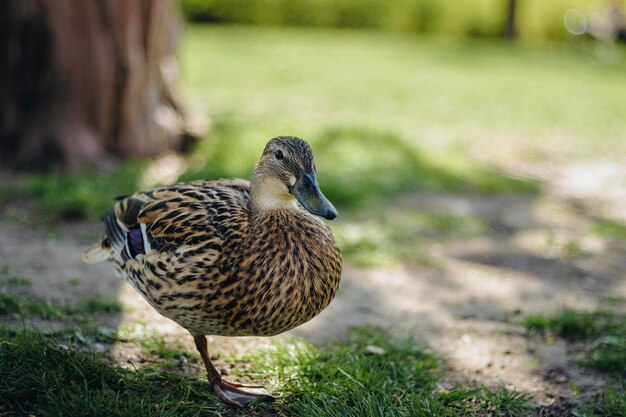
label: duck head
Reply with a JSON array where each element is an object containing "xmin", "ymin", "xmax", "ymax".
[{"xmin": 251, "ymin": 136, "xmax": 338, "ymax": 220}]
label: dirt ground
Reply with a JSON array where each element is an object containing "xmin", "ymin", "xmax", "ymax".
[{"xmin": 1, "ymin": 160, "xmax": 625, "ymax": 411}]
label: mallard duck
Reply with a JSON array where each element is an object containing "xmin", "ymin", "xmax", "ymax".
[{"xmin": 84, "ymin": 136, "xmax": 342, "ymax": 407}]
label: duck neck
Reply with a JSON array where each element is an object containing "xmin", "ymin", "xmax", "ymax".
[{"xmin": 249, "ymin": 174, "xmax": 300, "ymax": 227}]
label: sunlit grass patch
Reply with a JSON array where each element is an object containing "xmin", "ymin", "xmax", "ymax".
[
  {"xmin": 248, "ymin": 328, "xmax": 439, "ymax": 391},
  {"xmin": 0, "ymin": 326, "xmax": 533, "ymax": 417},
  {"xmin": 524, "ymin": 310, "xmax": 626, "ymax": 375},
  {"xmin": 235, "ymin": 328, "xmax": 533, "ymax": 416},
  {"xmin": 592, "ymin": 218, "xmax": 626, "ymax": 242},
  {"xmin": 314, "ymin": 128, "xmax": 538, "ymax": 205},
  {"xmin": 524, "ymin": 310, "xmax": 626, "ymax": 340},
  {"xmin": 332, "ymin": 204, "xmax": 486, "ymax": 267},
  {"xmin": 180, "ymin": 26, "xmax": 626, "ymax": 162}
]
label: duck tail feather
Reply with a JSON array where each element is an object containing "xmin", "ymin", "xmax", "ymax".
[
  {"xmin": 102, "ymin": 208, "xmax": 128, "ymax": 256},
  {"xmin": 82, "ymin": 238, "xmax": 111, "ymax": 263}
]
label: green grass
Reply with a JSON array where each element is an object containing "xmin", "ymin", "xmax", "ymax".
[
  {"xmin": 179, "ymin": 26, "xmax": 626, "ymax": 162},
  {"xmin": 248, "ymin": 328, "xmax": 532, "ymax": 416},
  {"xmin": 2, "ymin": 275, "xmax": 32, "ymax": 287},
  {"xmin": 79, "ymin": 296, "xmax": 125, "ymax": 314},
  {"xmin": 524, "ymin": 310, "xmax": 626, "ymax": 340},
  {"xmin": 140, "ymin": 337, "xmax": 193, "ymax": 363},
  {"xmin": 332, "ymin": 204, "xmax": 486, "ymax": 267},
  {"xmin": 0, "ymin": 183, "xmax": 12, "ymax": 205},
  {"xmin": 0, "ymin": 327, "xmax": 224, "ymax": 417},
  {"xmin": 0, "ymin": 326, "xmax": 534, "ymax": 417},
  {"xmin": 577, "ymin": 385, "xmax": 626, "ymax": 417},
  {"xmin": 0, "ymin": 289, "xmax": 124, "ymax": 320},
  {"xmin": 0, "ymin": 292, "xmax": 69, "ymax": 319},
  {"xmin": 592, "ymin": 218, "xmax": 626, "ymax": 241},
  {"xmin": 182, "ymin": 124, "xmax": 538, "ymax": 209},
  {"xmin": 21, "ymin": 162, "xmax": 146, "ymax": 220},
  {"xmin": 524, "ymin": 310, "xmax": 626, "ymax": 375}
]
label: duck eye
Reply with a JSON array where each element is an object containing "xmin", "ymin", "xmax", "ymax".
[{"xmin": 275, "ymin": 150, "xmax": 284, "ymax": 160}]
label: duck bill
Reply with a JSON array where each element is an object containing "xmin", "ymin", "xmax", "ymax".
[{"xmin": 289, "ymin": 172, "xmax": 338, "ymax": 220}]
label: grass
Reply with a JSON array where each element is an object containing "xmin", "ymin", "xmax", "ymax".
[
  {"xmin": 524, "ymin": 310, "xmax": 626, "ymax": 375},
  {"xmin": 0, "ymin": 284, "xmax": 124, "ymax": 320},
  {"xmin": 578, "ymin": 385, "xmax": 626, "ymax": 417},
  {"xmin": 139, "ymin": 337, "xmax": 193, "ymax": 364},
  {"xmin": 2, "ymin": 275, "xmax": 32, "ymax": 287},
  {"xmin": 592, "ymin": 218, "xmax": 626, "ymax": 242},
  {"xmin": 0, "ymin": 183, "xmax": 12, "ymax": 205},
  {"xmin": 182, "ymin": 124, "xmax": 538, "ymax": 209},
  {"xmin": 18, "ymin": 162, "xmax": 146, "ymax": 220},
  {"xmin": 179, "ymin": 26, "xmax": 626, "ymax": 162},
  {"xmin": 0, "ymin": 292, "xmax": 69, "ymax": 319},
  {"xmin": 0, "ymin": 327, "xmax": 224, "ymax": 417},
  {"xmin": 0, "ymin": 326, "xmax": 534, "ymax": 417},
  {"xmin": 248, "ymin": 328, "xmax": 533, "ymax": 416},
  {"xmin": 79, "ymin": 296, "xmax": 125, "ymax": 314},
  {"xmin": 524, "ymin": 310, "xmax": 626, "ymax": 340},
  {"xmin": 332, "ymin": 203, "xmax": 486, "ymax": 267}
]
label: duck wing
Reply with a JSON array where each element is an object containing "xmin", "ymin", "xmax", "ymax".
[
  {"xmin": 82, "ymin": 179, "xmax": 249, "ymax": 331},
  {"xmin": 85, "ymin": 179, "xmax": 249, "ymax": 268},
  {"xmin": 97, "ymin": 179, "xmax": 248, "ymax": 263}
]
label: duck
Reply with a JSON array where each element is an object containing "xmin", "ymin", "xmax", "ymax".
[{"xmin": 83, "ymin": 136, "xmax": 342, "ymax": 407}]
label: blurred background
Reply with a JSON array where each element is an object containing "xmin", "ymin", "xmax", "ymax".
[
  {"xmin": 1, "ymin": 1, "xmax": 625, "ymax": 415},
  {"xmin": 1, "ymin": 0, "xmax": 626, "ymax": 212}
]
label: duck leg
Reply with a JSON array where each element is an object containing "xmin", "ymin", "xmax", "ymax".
[{"xmin": 193, "ymin": 335, "xmax": 274, "ymax": 408}]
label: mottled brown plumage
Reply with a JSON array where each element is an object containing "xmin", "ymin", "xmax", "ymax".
[{"xmin": 84, "ymin": 136, "xmax": 342, "ymax": 407}]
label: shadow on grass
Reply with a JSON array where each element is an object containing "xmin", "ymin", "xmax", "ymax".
[
  {"xmin": 312, "ymin": 127, "xmax": 538, "ymax": 207},
  {"xmin": 181, "ymin": 122, "xmax": 540, "ymax": 209},
  {"xmin": 4, "ymin": 120, "xmax": 539, "ymax": 225},
  {"xmin": 0, "ymin": 327, "xmax": 225, "ymax": 417},
  {"xmin": 14, "ymin": 162, "xmax": 147, "ymax": 220}
]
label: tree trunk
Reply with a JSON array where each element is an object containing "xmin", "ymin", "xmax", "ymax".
[
  {"xmin": 0, "ymin": 0, "xmax": 191, "ymax": 171},
  {"xmin": 504, "ymin": 0, "xmax": 518, "ymax": 39}
]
